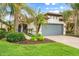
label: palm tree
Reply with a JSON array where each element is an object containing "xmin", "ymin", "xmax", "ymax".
[
  {"xmin": 2, "ymin": 3, "xmax": 35, "ymax": 32},
  {"xmin": 61, "ymin": 10, "xmax": 74, "ymax": 34},
  {"xmin": 61, "ymin": 10, "xmax": 72, "ymax": 22},
  {"xmin": 70, "ymin": 3, "xmax": 79, "ymax": 35},
  {"xmin": 34, "ymin": 10, "xmax": 46, "ymax": 34},
  {"xmin": 0, "ymin": 4, "xmax": 6, "ymax": 28}
]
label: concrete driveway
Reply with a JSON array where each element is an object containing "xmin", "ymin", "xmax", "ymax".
[{"xmin": 45, "ymin": 36, "xmax": 79, "ymax": 48}]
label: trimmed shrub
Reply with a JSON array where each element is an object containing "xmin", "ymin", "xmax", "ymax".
[
  {"xmin": 37, "ymin": 34, "xmax": 45, "ymax": 41},
  {"xmin": 31, "ymin": 34, "xmax": 45, "ymax": 41},
  {"xmin": 31, "ymin": 35, "xmax": 37, "ymax": 41},
  {"xmin": 0, "ymin": 30, "xmax": 6, "ymax": 39},
  {"xmin": 6, "ymin": 32, "xmax": 25, "ymax": 42},
  {"xmin": 0, "ymin": 28, "xmax": 6, "ymax": 32},
  {"xmin": 27, "ymin": 33, "xmax": 34, "ymax": 37}
]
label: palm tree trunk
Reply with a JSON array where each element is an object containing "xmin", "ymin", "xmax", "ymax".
[
  {"xmin": 74, "ymin": 11, "xmax": 78, "ymax": 35},
  {"xmin": 36, "ymin": 24, "xmax": 41, "ymax": 34},
  {"xmin": 74, "ymin": 15, "xmax": 77, "ymax": 35},
  {"xmin": 0, "ymin": 15, "xmax": 2, "ymax": 28},
  {"xmin": 1, "ymin": 23, "xmax": 2, "ymax": 28},
  {"xmin": 14, "ymin": 13, "xmax": 18, "ymax": 32}
]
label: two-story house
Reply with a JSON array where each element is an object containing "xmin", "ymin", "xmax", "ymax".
[
  {"xmin": 15, "ymin": 12, "xmax": 66, "ymax": 36},
  {"xmin": 39, "ymin": 12, "xmax": 66, "ymax": 36}
]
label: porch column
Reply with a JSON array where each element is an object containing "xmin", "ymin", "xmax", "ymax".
[
  {"xmin": 14, "ymin": 19, "xmax": 19, "ymax": 32},
  {"xmin": 21, "ymin": 24, "xmax": 23, "ymax": 32},
  {"xmin": 15, "ymin": 23, "xmax": 18, "ymax": 32}
]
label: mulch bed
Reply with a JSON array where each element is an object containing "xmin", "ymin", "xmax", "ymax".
[{"xmin": 15, "ymin": 38, "xmax": 55, "ymax": 44}]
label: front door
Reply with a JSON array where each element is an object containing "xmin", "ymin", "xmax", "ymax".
[
  {"xmin": 23, "ymin": 24, "xmax": 27, "ymax": 33},
  {"xmin": 18, "ymin": 24, "xmax": 21, "ymax": 32},
  {"xmin": 18, "ymin": 24, "xmax": 27, "ymax": 33}
]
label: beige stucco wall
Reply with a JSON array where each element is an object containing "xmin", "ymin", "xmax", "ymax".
[
  {"xmin": 27, "ymin": 22, "xmax": 36, "ymax": 34},
  {"xmin": 0, "ymin": 22, "xmax": 8, "ymax": 30}
]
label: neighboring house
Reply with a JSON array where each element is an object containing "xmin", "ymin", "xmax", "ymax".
[{"xmin": 15, "ymin": 12, "xmax": 66, "ymax": 36}]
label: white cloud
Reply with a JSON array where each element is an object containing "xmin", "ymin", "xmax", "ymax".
[
  {"xmin": 53, "ymin": 10, "xmax": 60, "ymax": 13},
  {"xmin": 60, "ymin": 6, "xmax": 64, "ymax": 9},
  {"xmin": 60, "ymin": 10, "xmax": 64, "ymax": 12},
  {"xmin": 46, "ymin": 7, "xmax": 49, "ymax": 9},
  {"xmin": 46, "ymin": 7, "xmax": 58, "ymax": 10},
  {"xmin": 48, "ymin": 10, "xmax": 60, "ymax": 14},
  {"xmin": 51, "ymin": 3, "xmax": 56, "ymax": 5},
  {"xmin": 45, "ymin": 3, "xmax": 56, "ymax": 5},
  {"xmin": 70, "ymin": 8, "xmax": 73, "ymax": 10},
  {"xmin": 51, "ymin": 7, "xmax": 58, "ymax": 10},
  {"xmin": 5, "ymin": 15, "xmax": 14, "ymax": 21},
  {"xmin": 45, "ymin": 3, "xmax": 50, "ymax": 5}
]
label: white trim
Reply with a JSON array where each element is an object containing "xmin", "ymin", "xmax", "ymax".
[
  {"xmin": 39, "ymin": 26, "xmax": 42, "ymax": 34},
  {"xmin": 63, "ymin": 23, "xmax": 66, "ymax": 35},
  {"xmin": 21, "ymin": 24, "xmax": 23, "ymax": 32}
]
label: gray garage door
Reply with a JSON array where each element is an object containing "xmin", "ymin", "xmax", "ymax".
[{"xmin": 41, "ymin": 24, "xmax": 63, "ymax": 36}]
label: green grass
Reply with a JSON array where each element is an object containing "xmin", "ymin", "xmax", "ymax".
[{"xmin": 0, "ymin": 40, "xmax": 79, "ymax": 56}]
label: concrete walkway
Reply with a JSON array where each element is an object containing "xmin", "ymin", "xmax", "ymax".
[{"xmin": 45, "ymin": 36, "xmax": 79, "ymax": 49}]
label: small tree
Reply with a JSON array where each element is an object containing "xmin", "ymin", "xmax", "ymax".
[
  {"xmin": 34, "ymin": 12, "xmax": 46, "ymax": 34},
  {"xmin": 2, "ymin": 3, "xmax": 35, "ymax": 32},
  {"xmin": 61, "ymin": 10, "xmax": 72, "ymax": 22}
]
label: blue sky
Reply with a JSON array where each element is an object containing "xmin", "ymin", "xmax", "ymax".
[
  {"xmin": 27, "ymin": 3, "xmax": 72, "ymax": 13},
  {"xmin": 5, "ymin": 3, "xmax": 72, "ymax": 21}
]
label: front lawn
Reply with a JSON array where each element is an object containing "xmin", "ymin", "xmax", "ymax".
[{"xmin": 0, "ymin": 40, "xmax": 79, "ymax": 56}]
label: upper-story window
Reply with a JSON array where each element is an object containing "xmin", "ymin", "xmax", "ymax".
[
  {"xmin": 48, "ymin": 15, "xmax": 50, "ymax": 18},
  {"xmin": 48, "ymin": 16, "xmax": 59, "ymax": 20},
  {"xmin": 56, "ymin": 17, "xmax": 59, "ymax": 20},
  {"xmin": 45, "ymin": 13, "xmax": 63, "ymax": 22},
  {"xmin": 55, "ymin": 16, "xmax": 57, "ymax": 19},
  {"xmin": 51, "ymin": 16, "xmax": 53, "ymax": 19},
  {"xmin": 48, "ymin": 16, "xmax": 53, "ymax": 19},
  {"xmin": 53, "ymin": 16, "xmax": 57, "ymax": 19}
]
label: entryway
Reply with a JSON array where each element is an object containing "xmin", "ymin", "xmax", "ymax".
[{"xmin": 18, "ymin": 24, "xmax": 27, "ymax": 33}]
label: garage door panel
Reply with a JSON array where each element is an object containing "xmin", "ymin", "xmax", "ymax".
[{"xmin": 42, "ymin": 24, "xmax": 63, "ymax": 36}]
